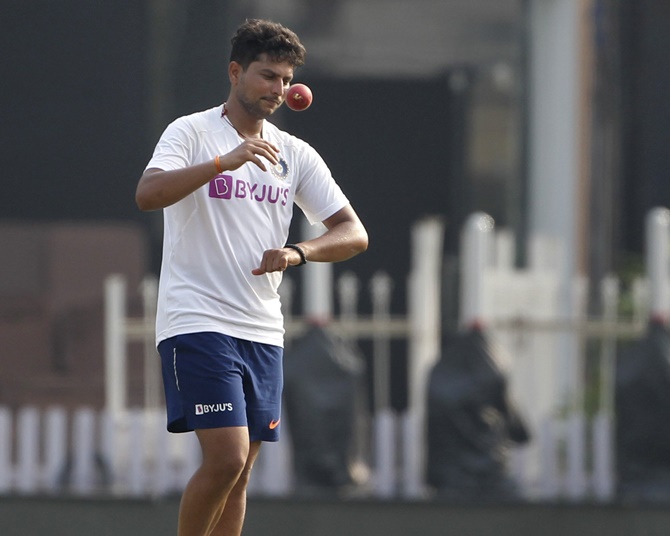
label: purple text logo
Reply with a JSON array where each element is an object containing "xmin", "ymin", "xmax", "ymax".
[
  {"xmin": 209, "ymin": 176, "xmax": 289, "ymax": 206},
  {"xmin": 209, "ymin": 175, "xmax": 233, "ymax": 199}
]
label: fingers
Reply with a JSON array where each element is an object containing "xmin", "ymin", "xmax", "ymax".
[
  {"xmin": 252, "ymin": 248, "xmax": 300, "ymax": 276},
  {"xmin": 235, "ymin": 140, "xmax": 280, "ymax": 172},
  {"xmin": 250, "ymin": 155, "xmax": 268, "ymax": 173},
  {"xmin": 250, "ymin": 140, "xmax": 280, "ymax": 168},
  {"xmin": 252, "ymin": 253, "xmax": 289, "ymax": 275},
  {"xmin": 251, "ymin": 262, "xmax": 285, "ymax": 276}
]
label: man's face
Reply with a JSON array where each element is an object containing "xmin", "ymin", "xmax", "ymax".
[{"xmin": 231, "ymin": 54, "xmax": 295, "ymax": 119}]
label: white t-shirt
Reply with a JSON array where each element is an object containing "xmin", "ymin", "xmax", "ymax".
[{"xmin": 146, "ymin": 105, "xmax": 349, "ymax": 347}]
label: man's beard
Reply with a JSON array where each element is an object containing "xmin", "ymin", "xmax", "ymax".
[{"xmin": 238, "ymin": 94, "xmax": 275, "ymax": 120}]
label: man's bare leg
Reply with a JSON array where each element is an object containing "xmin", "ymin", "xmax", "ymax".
[
  {"xmin": 208, "ymin": 441, "xmax": 262, "ymax": 536},
  {"xmin": 177, "ymin": 427, "xmax": 250, "ymax": 536}
]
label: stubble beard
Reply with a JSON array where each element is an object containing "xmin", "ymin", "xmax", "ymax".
[{"xmin": 238, "ymin": 94, "xmax": 276, "ymax": 120}]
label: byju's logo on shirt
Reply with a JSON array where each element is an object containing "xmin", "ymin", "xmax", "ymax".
[
  {"xmin": 209, "ymin": 175, "xmax": 288, "ymax": 206},
  {"xmin": 209, "ymin": 175, "xmax": 233, "ymax": 199},
  {"xmin": 195, "ymin": 403, "xmax": 233, "ymax": 415}
]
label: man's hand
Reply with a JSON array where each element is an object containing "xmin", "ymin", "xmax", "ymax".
[
  {"xmin": 136, "ymin": 139, "xmax": 281, "ymax": 211},
  {"xmin": 252, "ymin": 247, "xmax": 304, "ymax": 275},
  {"xmin": 251, "ymin": 205, "xmax": 368, "ymax": 275},
  {"xmin": 222, "ymin": 139, "xmax": 280, "ymax": 172}
]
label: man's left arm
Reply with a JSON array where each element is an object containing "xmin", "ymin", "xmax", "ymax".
[
  {"xmin": 298, "ymin": 204, "xmax": 368, "ymax": 262},
  {"xmin": 251, "ymin": 204, "xmax": 368, "ymax": 275}
]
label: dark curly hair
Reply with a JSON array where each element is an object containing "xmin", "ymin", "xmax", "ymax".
[{"xmin": 230, "ymin": 19, "xmax": 306, "ymax": 70}]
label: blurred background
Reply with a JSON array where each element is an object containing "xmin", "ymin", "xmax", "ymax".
[{"xmin": 2, "ymin": 0, "xmax": 670, "ymax": 535}]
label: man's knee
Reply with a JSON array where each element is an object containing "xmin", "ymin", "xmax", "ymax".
[
  {"xmin": 231, "ymin": 442, "xmax": 261, "ymax": 491},
  {"xmin": 196, "ymin": 428, "xmax": 250, "ymax": 483},
  {"xmin": 204, "ymin": 451, "xmax": 248, "ymax": 483}
]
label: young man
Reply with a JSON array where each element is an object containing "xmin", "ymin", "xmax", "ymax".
[{"xmin": 136, "ymin": 18, "xmax": 368, "ymax": 536}]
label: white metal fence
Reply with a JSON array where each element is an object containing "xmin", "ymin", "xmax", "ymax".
[
  {"xmin": 460, "ymin": 213, "xmax": 648, "ymax": 500},
  {"xmin": 0, "ymin": 406, "xmax": 196, "ymax": 496},
  {"xmin": 3, "ymin": 209, "xmax": 668, "ymax": 500}
]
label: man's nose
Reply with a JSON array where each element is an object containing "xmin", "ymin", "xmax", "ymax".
[{"xmin": 272, "ymin": 80, "xmax": 285, "ymax": 95}]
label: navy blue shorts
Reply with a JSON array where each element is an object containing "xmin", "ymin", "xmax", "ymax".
[{"xmin": 157, "ymin": 332, "xmax": 283, "ymax": 442}]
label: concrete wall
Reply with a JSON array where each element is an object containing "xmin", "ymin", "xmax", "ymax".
[{"xmin": 3, "ymin": 496, "xmax": 670, "ymax": 536}]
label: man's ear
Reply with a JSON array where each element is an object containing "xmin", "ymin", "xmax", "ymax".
[{"xmin": 229, "ymin": 61, "xmax": 243, "ymax": 84}]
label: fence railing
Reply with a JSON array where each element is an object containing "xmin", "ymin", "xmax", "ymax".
[{"xmin": 3, "ymin": 210, "xmax": 669, "ymax": 499}]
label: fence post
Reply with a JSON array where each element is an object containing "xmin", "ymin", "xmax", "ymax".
[
  {"xmin": 370, "ymin": 272, "xmax": 396, "ymax": 497},
  {"xmin": 338, "ymin": 271, "xmax": 359, "ymax": 337},
  {"xmin": 99, "ymin": 410, "xmax": 119, "ymax": 492},
  {"xmin": 565, "ymin": 414, "xmax": 587, "ymax": 498},
  {"xmin": 105, "ymin": 274, "xmax": 127, "ymax": 416},
  {"xmin": 150, "ymin": 410, "xmax": 171, "ymax": 496},
  {"xmin": 592, "ymin": 275, "xmax": 618, "ymax": 500},
  {"xmin": 127, "ymin": 409, "xmax": 146, "ymax": 496},
  {"xmin": 338, "ymin": 271, "xmax": 371, "ymax": 490},
  {"xmin": 0, "ymin": 407, "xmax": 11, "ymax": 492},
  {"xmin": 646, "ymin": 207, "xmax": 670, "ymax": 322},
  {"xmin": 43, "ymin": 406, "xmax": 67, "ymax": 492},
  {"xmin": 302, "ymin": 219, "xmax": 332, "ymax": 322},
  {"xmin": 16, "ymin": 407, "xmax": 40, "ymax": 493},
  {"xmin": 141, "ymin": 275, "xmax": 161, "ymax": 410},
  {"xmin": 402, "ymin": 216, "xmax": 444, "ymax": 498},
  {"xmin": 71, "ymin": 407, "xmax": 97, "ymax": 494},
  {"xmin": 459, "ymin": 212, "xmax": 494, "ymax": 329}
]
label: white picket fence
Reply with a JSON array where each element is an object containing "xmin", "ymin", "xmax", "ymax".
[
  {"xmin": 0, "ymin": 406, "xmax": 194, "ymax": 496},
  {"xmin": 459, "ymin": 212, "xmax": 649, "ymax": 500},
  {"xmin": 3, "ymin": 209, "xmax": 669, "ymax": 499}
]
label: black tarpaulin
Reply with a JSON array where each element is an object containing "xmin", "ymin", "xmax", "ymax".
[
  {"xmin": 616, "ymin": 320, "xmax": 670, "ymax": 499},
  {"xmin": 426, "ymin": 328, "xmax": 529, "ymax": 498},
  {"xmin": 283, "ymin": 324, "xmax": 366, "ymax": 493}
]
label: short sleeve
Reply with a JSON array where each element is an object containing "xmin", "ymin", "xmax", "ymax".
[
  {"xmin": 293, "ymin": 144, "xmax": 349, "ymax": 224},
  {"xmin": 145, "ymin": 117, "xmax": 196, "ymax": 171}
]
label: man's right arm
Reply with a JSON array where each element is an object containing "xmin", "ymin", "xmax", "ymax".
[
  {"xmin": 135, "ymin": 162, "xmax": 221, "ymax": 211},
  {"xmin": 135, "ymin": 139, "xmax": 282, "ymax": 211}
]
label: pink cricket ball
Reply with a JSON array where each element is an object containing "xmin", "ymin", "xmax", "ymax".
[{"xmin": 286, "ymin": 83, "xmax": 313, "ymax": 111}]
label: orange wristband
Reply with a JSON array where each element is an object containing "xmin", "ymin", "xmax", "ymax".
[{"xmin": 214, "ymin": 155, "xmax": 224, "ymax": 174}]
